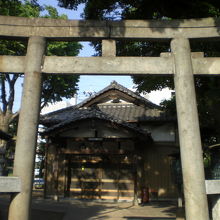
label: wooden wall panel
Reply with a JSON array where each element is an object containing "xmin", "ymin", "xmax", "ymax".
[
  {"xmin": 143, "ymin": 144, "xmax": 178, "ymax": 199},
  {"xmin": 45, "ymin": 144, "xmax": 57, "ymax": 196},
  {"xmin": 68, "ymin": 159, "xmax": 134, "ymax": 200}
]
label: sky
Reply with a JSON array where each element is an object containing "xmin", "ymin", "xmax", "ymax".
[
  {"xmin": 13, "ymin": 0, "xmax": 172, "ymax": 112},
  {"xmin": 38, "ymin": 0, "xmax": 135, "ymax": 104}
]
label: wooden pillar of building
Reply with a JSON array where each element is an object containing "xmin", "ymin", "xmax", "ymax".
[
  {"xmin": 57, "ymin": 153, "xmax": 66, "ymax": 197},
  {"xmin": 171, "ymin": 38, "xmax": 209, "ymax": 220},
  {"xmin": 45, "ymin": 143, "xmax": 58, "ymax": 198},
  {"xmin": 8, "ymin": 36, "xmax": 46, "ymax": 220}
]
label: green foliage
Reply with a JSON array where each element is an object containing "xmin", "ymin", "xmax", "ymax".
[
  {"xmin": 0, "ymin": 0, "xmax": 82, "ymax": 112},
  {"xmin": 58, "ymin": 0, "xmax": 86, "ymax": 10},
  {"xmin": 160, "ymin": 96, "xmax": 176, "ymax": 116},
  {"xmin": 42, "ymin": 5, "xmax": 67, "ymax": 19},
  {"xmin": 57, "ymin": 0, "xmax": 220, "ymax": 19},
  {"xmin": 0, "ymin": 0, "xmax": 38, "ymax": 58},
  {"xmin": 41, "ymin": 75, "xmax": 79, "ymax": 108},
  {"xmin": 42, "ymin": 40, "xmax": 81, "ymax": 107},
  {"xmin": 0, "ymin": 0, "xmax": 41, "ymax": 17},
  {"xmin": 195, "ymin": 77, "xmax": 220, "ymax": 146},
  {"xmin": 0, "ymin": 40, "xmax": 27, "ymax": 56},
  {"xmin": 46, "ymin": 41, "xmax": 81, "ymax": 57}
]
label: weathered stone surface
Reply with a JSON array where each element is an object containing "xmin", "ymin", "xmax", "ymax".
[
  {"xmin": 212, "ymin": 195, "xmax": 220, "ymax": 220},
  {"xmin": 8, "ymin": 36, "xmax": 46, "ymax": 220},
  {"xmin": 0, "ymin": 16, "xmax": 220, "ymax": 39},
  {"xmin": 2, "ymin": 55, "xmax": 220, "ymax": 75},
  {"xmin": 0, "ymin": 177, "xmax": 21, "ymax": 192},
  {"xmin": 172, "ymin": 38, "xmax": 209, "ymax": 220},
  {"xmin": 42, "ymin": 56, "xmax": 173, "ymax": 75},
  {"xmin": 205, "ymin": 180, "xmax": 220, "ymax": 194},
  {"xmin": 0, "ymin": 56, "xmax": 24, "ymax": 73},
  {"xmin": 102, "ymin": 40, "xmax": 116, "ymax": 57}
]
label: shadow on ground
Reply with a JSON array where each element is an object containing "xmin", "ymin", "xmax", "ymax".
[
  {"xmin": 0, "ymin": 194, "xmax": 176, "ymax": 220},
  {"xmin": 142, "ymin": 201, "xmax": 177, "ymax": 216}
]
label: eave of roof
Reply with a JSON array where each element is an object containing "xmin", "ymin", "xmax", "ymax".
[{"xmin": 42, "ymin": 107, "xmax": 152, "ymax": 140}]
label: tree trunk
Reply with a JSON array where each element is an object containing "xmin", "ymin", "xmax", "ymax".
[
  {"xmin": 0, "ymin": 111, "xmax": 14, "ymax": 136},
  {"xmin": 0, "ymin": 111, "xmax": 13, "ymax": 176}
]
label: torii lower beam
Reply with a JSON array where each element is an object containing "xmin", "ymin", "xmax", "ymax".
[{"xmin": 1, "ymin": 54, "xmax": 220, "ymax": 75}]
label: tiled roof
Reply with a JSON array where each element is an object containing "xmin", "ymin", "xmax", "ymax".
[
  {"xmin": 40, "ymin": 81, "xmax": 175, "ymax": 135},
  {"xmin": 41, "ymin": 103, "xmax": 173, "ymax": 126},
  {"xmin": 43, "ymin": 107, "xmax": 152, "ymax": 138},
  {"xmin": 41, "ymin": 81, "xmax": 166, "ymax": 125},
  {"xmin": 41, "ymin": 106, "xmax": 82, "ymax": 125},
  {"xmin": 97, "ymin": 103, "xmax": 172, "ymax": 122}
]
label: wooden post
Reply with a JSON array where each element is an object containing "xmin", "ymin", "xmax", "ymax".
[
  {"xmin": 8, "ymin": 36, "xmax": 46, "ymax": 220},
  {"xmin": 171, "ymin": 37, "xmax": 209, "ymax": 220}
]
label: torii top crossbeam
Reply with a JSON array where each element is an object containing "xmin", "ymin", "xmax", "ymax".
[{"xmin": 0, "ymin": 15, "xmax": 220, "ymax": 40}]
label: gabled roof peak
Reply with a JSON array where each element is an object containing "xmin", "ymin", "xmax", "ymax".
[
  {"xmin": 110, "ymin": 80, "xmax": 119, "ymax": 85},
  {"xmin": 77, "ymin": 81, "xmax": 160, "ymax": 109}
]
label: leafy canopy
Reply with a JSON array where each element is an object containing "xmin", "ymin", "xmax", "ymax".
[
  {"xmin": 57, "ymin": 0, "xmax": 220, "ymax": 19},
  {"xmin": 0, "ymin": 0, "xmax": 82, "ymax": 114}
]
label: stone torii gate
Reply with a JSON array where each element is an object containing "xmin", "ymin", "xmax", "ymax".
[{"xmin": 0, "ymin": 16, "xmax": 220, "ymax": 220}]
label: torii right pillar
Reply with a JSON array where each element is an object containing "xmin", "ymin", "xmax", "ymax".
[{"xmin": 171, "ymin": 38, "xmax": 209, "ymax": 220}]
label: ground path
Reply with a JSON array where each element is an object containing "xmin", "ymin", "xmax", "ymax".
[{"xmin": 0, "ymin": 194, "xmax": 176, "ymax": 220}]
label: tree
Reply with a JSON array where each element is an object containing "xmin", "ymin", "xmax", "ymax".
[
  {"xmin": 0, "ymin": 0, "xmax": 82, "ymax": 174},
  {"xmin": 57, "ymin": 0, "xmax": 220, "ymax": 147},
  {"xmin": 0, "ymin": 0, "xmax": 81, "ymax": 132},
  {"xmin": 57, "ymin": 0, "xmax": 220, "ymax": 19}
]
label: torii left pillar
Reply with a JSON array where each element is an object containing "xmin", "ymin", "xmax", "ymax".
[{"xmin": 8, "ymin": 36, "xmax": 46, "ymax": 220}]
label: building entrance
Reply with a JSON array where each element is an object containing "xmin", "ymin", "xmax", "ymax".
[{"xmin": 67, "ymin": 155, "xmax": 135, "ymax": 201}]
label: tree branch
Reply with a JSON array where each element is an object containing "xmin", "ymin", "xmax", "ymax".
[
  {"xmin": 9, "ymin": 111, "xmax": 19, "ymax": 123},
  {"xmin": 0, "ymin": 74, "xmax": 8, "ymax": 113},
  {"xmin": 6, "ymin": 74, "xmax": 18, "ymax": 112},
  {"xmin": 40, "ymin": 102, "xmax": 46, "ymax": 110}
]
